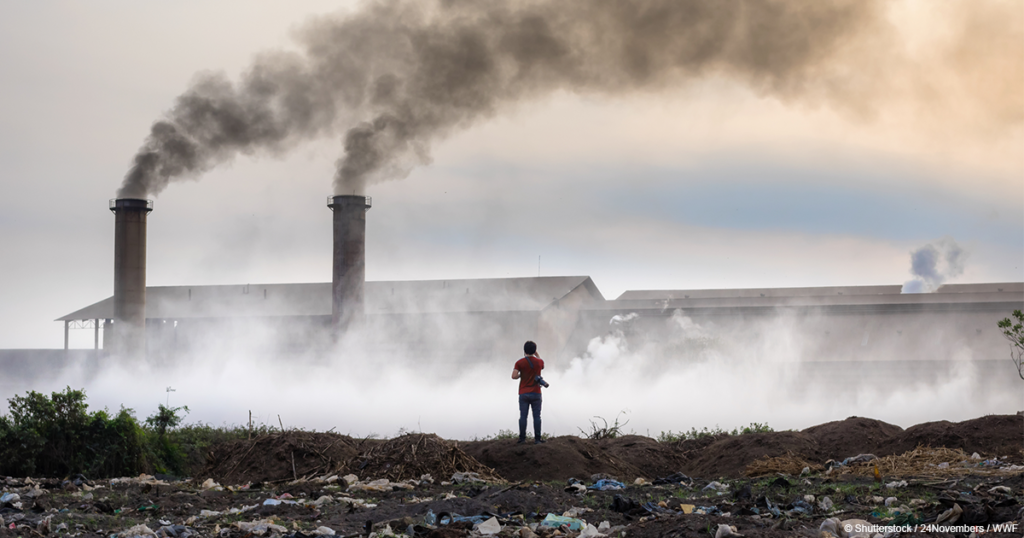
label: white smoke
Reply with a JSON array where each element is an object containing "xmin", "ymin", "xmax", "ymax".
[{"xmin": 901, "ymin": 238, "xmax": 967, "ymax": 293}]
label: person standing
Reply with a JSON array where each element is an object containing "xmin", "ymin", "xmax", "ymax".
[{"xmin": 511, "ymin": 340, "xmax": 546, "ymax": 444}]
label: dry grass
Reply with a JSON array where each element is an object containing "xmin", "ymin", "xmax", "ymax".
[
  {"xmin": 745, "ymin": 452, "xmax": 823, "ymax": 477},
  {"xmin": 348, "ymin": 433, "xmax": 503, "ymax": 482},
  {"xmin": 845, "ymin": 447, "xmax": 1010, "ymax": 478}
]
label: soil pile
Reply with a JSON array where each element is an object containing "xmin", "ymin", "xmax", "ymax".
[
  {"xmin": 802, "ymin": 416, "xmax": 904, "ymax": 460},
  {"xmin": 201, "ymin": 431, "xmax": 359, "ymax": 485},
  {"xmin": 886, "ymin": 415, "xmax": 1024, "ymax": 457},
  {"xmin": 348, "ymin": 433, "xmax": 501, "ymax": 482},
  {"xmin": 678, "ymin": 431, "xmax": 822, "ymax": 479}
]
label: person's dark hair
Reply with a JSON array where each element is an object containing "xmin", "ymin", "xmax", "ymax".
[{"xmin": 524, "ymin": 341, "xmax": 537, "ymax": 355}]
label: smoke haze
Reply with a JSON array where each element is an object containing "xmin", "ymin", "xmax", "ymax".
[
  {"xmin": 901, "ymin": 238, "xmax": 968, "ymax": 293},
  {"xmin": 117, "ymin": 0, "xmax": 1023, "ymax": 199}
]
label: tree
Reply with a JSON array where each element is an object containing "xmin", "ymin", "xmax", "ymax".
[
  {"xmin": 997, "ymin": 309, "xmax": 1024, "ymax": 380},
  {"xmin": 145, "ymin": 404, "xmax": 189, "ymax": 437}
]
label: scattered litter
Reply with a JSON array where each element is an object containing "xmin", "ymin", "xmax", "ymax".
[
  {"xmin": 200, "ymin": 479, "xmax": 222, "ymax": 491},
  {"xmin": 477, "ymin": 517, "xmax": 501, "ymax": 535},
  {"xmin": 562, "ymin": 507, "xmax": 593, "ymax": 518},
  {"xmin": 715, "ymin": 524, "xmax": 744, "ymax": 538},
  {"xmin": 935, "ymin": 503, "xmax": 962, "ymax": 525},
  {"xmin": 884, "ymin": 497, "xmax": 897, "ymax": 507},
  {"xmin": 589, "ymin": 479, "xmax": 625, "ymax": 491},
  {"xmin": 988, "ymin": 485, "xmax": 1012, "ymax": 495},
  {"xmin": 885, "ymin": 480, "xmax": 907, "ymax": 489},
  {"xmin": 539, "ymin": 514, "xmax": 584, "ymax": 531},
  {"xmin": 234, "ymin": 519, "xmax": 287, "ymax": 536},
  {"xmin": 579, "ymin": 523, "xmax": 600, "ymax": 537},
  {"xmin": 312, "ymin": 526, "xmax": 336, "ymax": 536},
  {"xmin": 633, "ymin": 477, "xmax": 649, "ymax": 486},
  {"xmin": 0, "ymin": 493, "xmax": 19, "ymax": 504},
  {"xmin": 451, "ymin": 472, "xmax": 485, "ymax": 484},
  {"xmin": 118, "ymin": 523, "xmax": 157, "ymax": 537},
  {"xmin": 818, "ymin": 496, "xmax": 833, "ymax": 512},
  {"xmin": 702, "ymin": 481, "xmax": 729, "ymax": 493}
]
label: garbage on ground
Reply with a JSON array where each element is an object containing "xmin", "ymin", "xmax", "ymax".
[
  {"xmin": 477, "ymin": 517, "xmax": 501, "ymax": 535},
  {"xmin": 715, "ymin": 523, "xmax": 744, "ymax": 538},
  {"xmin": 633, "ymin": 477, "xmax": 649, "ymax": 486},
  {"xmin": 588, "ymin": 479, "xmax": 625, "ymax": 491},
  {"xmin": 200, "ymin": 478, "xmax": 223, "ymax": 491},
  {"xmin": 539, "ymin": 514, "xmax": 584, "ymax": 531},
  {"xmin": 818, "ymin": 496, "xmax": 833, "ymax": 512},
  {"xmin": 935, "ymin": 503, "xmax": 963, "ymax": 525},
  {"xmin": 702, "ymin": 481, "xmax": 729, "ymax": 493},
  {"xmin": 885, "ymin": 480, "xmax": 907, "ymax": 489},
  {"xmin": 451, "ymin": 472, "xmax": 485, "ymax": 484},
  {"xmin": 883, "ymin": 497, "xmax": 897, "ymax": 507},
  {"xmin": 118, "ymin": 523, "xmax": 157, "ymax": 537},
  {"xmin": 233, "ymin": 519, "xmax": 288, "ymax": 536},
  {"xmin": 562, "ymin": 507, "xmax": 592, "ymax": 518},
  {"xmin": 579, "ymin": 523, "xmax": 600, "ymax": 537}
]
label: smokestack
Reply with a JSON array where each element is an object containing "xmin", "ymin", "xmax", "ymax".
[
  {"xmin": 109, "ymin": 198, "xmax": 153, "ymax": 357},
  {"xmin": 327, "ymin": 195, "xmax": 371, "ymax": 334}
]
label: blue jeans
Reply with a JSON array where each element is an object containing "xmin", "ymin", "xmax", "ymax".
[{"xmin": 519, "ymin": 392, "xmax": 542, "ymax": 441}]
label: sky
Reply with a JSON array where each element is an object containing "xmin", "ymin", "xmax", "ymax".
[{"xmin": 0, "ymin": 0, "xmax": 1021, "ymax": 355}]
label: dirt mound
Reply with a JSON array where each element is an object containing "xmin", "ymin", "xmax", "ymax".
[
  {"xmin": 201, "ymin": 431, "xmax": 359, "ymax": 485},
  {"xmin": 802, "ymin": 416, "xmax": 904, "ymax": 460},
  {"xmin": 679, "ymin": 431, "xmax": 822, "ymax": 479},
  {"xmin": 887, "ymin": 415, "xmax": 1024, "ymax": 460},
  {"xmin": 348, "ymin": 433, "xmax": 501, "ymax": 482},
  {"xmin": 463, "ymin": 436, "xmax": 654, "ymax": 482},
  {"xmin": 598, "ymin": 435, "xmax": 688, "ymax": 480}
]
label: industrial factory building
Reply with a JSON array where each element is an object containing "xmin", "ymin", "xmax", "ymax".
[{"xmin": 43, "ymin": 195, "xmax": 1024, "ymax": 366}]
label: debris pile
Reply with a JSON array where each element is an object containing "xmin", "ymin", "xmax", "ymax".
[
  {"xmin": 347, "ymin": 433, "xmax": 502, "ymax": 483},
  {"xmin": 201, "ymin": 431, "xmax": 359, "ymax": 485}
]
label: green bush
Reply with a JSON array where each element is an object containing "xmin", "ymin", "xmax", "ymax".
[{"xmin": 0, "ymin": 387, "xmax": 143, "ymax": 477}]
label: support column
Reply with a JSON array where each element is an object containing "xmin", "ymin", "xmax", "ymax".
[
  {"xmin": 94, "ymin": 319, "xmax": 100, "ymax": 350},
  {"xmin": 64, "ymin": 320, "xmax": 69, "ymax": 350}
]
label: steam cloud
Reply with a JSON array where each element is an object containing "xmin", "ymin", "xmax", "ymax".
[
  {"xmin": 118, "ymin": 0, "xmax": 890, "ymax": 199},
  {"xmin": 901, "ymin": 238, "xmax": 967, "ymax": 293}
]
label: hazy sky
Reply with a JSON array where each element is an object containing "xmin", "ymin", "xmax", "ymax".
[{"xmin": 0, "ymin": 0, "xmax": 1021, "ymax": 350}]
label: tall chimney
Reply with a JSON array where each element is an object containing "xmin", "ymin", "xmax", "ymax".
[
  {"xmin": 109, "ymin": 198, "xmax": 152, "ymax": 357},
  {"xmin": 327, "ymin": 195, "xmax": 371, "ymax": 334}
]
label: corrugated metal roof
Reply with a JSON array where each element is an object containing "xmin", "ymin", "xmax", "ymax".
[
  {"xmin": 57, "ymin": 276, "xmax": 601, "ymax": 321},
  {"xmin": 616, "ymin": 282, "xmax": 1024, "ymax": 301},
  {"xmin": 604, "ymin": 282, "xmax": 1023, "ymax": 311}
]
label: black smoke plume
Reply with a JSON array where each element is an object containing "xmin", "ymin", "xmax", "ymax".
[{"xmin": 119, "ymin": 0, "xmax": 886, "ymax": 198}]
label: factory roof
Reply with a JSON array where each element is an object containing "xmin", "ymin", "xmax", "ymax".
[
  {"xmin": 603, "ymin": 282, "xmax": 1024, "ymax": 313},
  {"xmin": 57, "ymin": 276, "xmax": 604, "ymax": 321}
]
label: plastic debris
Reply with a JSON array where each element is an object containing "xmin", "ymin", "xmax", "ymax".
[
  {"xmin": 702, "ymin": 481, "xmax": 729, "ymax": 493},
  {"xmin": 652, "ymin": 472, "xmax": 691, "ymax": 486},
  {"xmin": 579, "ymin": 523, "xmax": 600, "ymax": 537},
  {"xmin": 477, "ymin": 517, "xmax": 501, "ymax": 535},
  {"xmin": 539, "ymin": 514, "xmax": 584, "ymax": 531},
  {"xmin": 199, "ymin": 510, "xmax": 222, "ymax": 517},
  {"xmin": 988, "ymin": 485, "xmax": 1012, "ymax": 495},
  {"xmin": 589, "ymin": 479, "xmax": 625, "ymax": 491},
  {"xmin": 0, "ymin": 493, "xmax": 19, "ymax": 504},
  {"xmin": 200, "ymin": 479, "xmax": 221, "ymax": 491},
  {"xmin": 451, "ymin": 472, "xmax": 485, "ymax": 484},
  {"xmin": 935, "ymin": 503, "xmax": 962, "ymax": 525},
  {"xmin": 312, "ymin": 526, "xmax": 336, "ymax": 535},
  {"xmin": 884, "ymin": 497, "xmax": 897, "ymax": 507},
  {"xmin": 234, "ymin": 519, "xmax": 287, "ymax": 536},
  {"xmin": 633, "ymin": 477, "xmax": 649, "ymax": 486},
  {"xmin": 803, "ymin": 495, "xmax": 815, "ymax": 503},
  {"xmin": 715, "ymin": 524, "xmax": 744, "ymax": 538},
  {"xmin": 818, "ymin": 496, "xmax": 833, "ymax": 512},
  {"xmin": 839, "ymin": 519, "xmax": 872, "ymax": 538},
  {"xmin": 885, "ymin": 480, "xmax": 907, "ymax": 489},
  {"xmin": 119, "ymin": 524, "xmax": 157, "ymax": 537}
]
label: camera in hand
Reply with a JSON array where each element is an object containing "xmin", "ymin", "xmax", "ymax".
[{"xmin": 534, "ymin": 375, "xmax": 550, "ymax": 388}]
